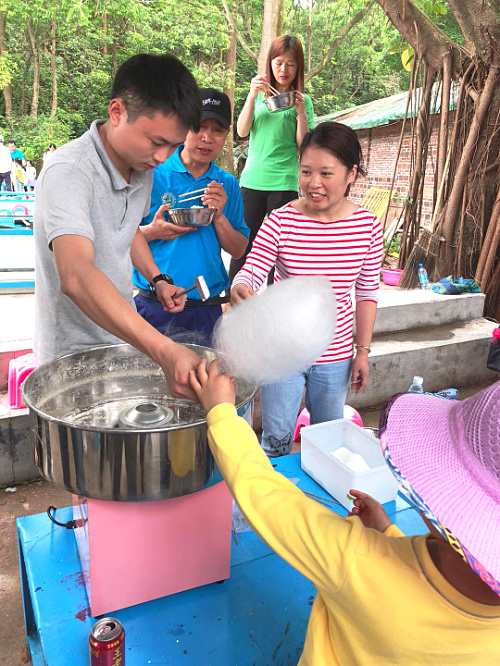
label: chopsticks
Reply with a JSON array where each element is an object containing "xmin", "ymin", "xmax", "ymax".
[
  {"xmin": 176, "ymin": 194, "xmax": 205, "ymax": 204},
  {"xmin": 178, "ymin": 187, "xmax": 206, "ymax": 200},
  {"xmin": 177, "ymin": 187, "xmax": 206, "ymax": 204},
  {"xmin": 268, "ymin": 83, "xmax": 281, "ymax": 96},
  {"xmin": 303, "ymin": 490, "xmax": 342, "ymax": 508}
]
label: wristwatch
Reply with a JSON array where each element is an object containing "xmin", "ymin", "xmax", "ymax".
[{"xmin": 149, "ymin": 273, "xmax": 173, "ymax": 292}]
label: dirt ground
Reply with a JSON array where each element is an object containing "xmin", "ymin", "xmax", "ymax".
[
  {"xmin": 0, "ymin": 382, "xmax": 492, "ymax": 665},
  {"xmin": 0, "ymin": 481, "xmax": 72, "ymax": 664}
]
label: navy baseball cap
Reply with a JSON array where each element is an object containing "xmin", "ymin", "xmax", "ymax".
[{"xmin": 200, "ymin": 88, "xmax": 231, "ymax": 129}]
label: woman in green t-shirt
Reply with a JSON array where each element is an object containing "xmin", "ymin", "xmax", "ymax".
[{"xmin": 229, "ymin": 34, "xmax": 315, "ymax": 283}]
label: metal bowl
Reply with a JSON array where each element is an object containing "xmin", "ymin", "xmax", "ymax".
[
  {"xmin": 263, "ymin": 91, "xmax": 295, "ymax": 112},
  {"xmin": 168, "ymin": 207, "xmax": 216, "ymax": 228},
  {"xmin": 22, "ymin": 344, "xmax": 256, "ymax": 502}
]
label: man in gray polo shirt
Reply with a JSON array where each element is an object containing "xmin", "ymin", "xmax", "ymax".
[{"xmin": 34, "ymin": 53, "xmax": 203, "ymax": 400}]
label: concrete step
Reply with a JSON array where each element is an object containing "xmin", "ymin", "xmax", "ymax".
[
  {"xmin": 350, "ymin": 317, "xmax": 497, "ymax": 409},
  {"xmin": 0, "ymin": 392, "xmax": 38, "ymax": 487},
  {"xmin": 359, "ymin": 289, "xmax": 486, "ymax": 336}
]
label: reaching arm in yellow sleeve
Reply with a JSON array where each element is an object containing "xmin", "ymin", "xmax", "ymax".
[{"xmin": 206, "ymin": 401, "xmax": 365, "ymax": 596}]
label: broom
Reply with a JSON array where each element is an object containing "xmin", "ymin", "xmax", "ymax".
[{"xmin": 399, "ymin": 145, "xmax": 452, "ymax": 289}]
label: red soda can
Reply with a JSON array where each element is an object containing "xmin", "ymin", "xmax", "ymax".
[{"xmin": 89, "ymin": 617, "xmax": 125, "ymax": 665}]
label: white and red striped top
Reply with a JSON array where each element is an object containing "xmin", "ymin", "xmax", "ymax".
[{"xmin": 232, "ymin": 204, "xmax": 383, "ymax": 364}]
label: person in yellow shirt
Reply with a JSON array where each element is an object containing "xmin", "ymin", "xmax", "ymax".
[
  {"xmin": 189, "ymin": 361, "xmax": 500, "ymax": 665},
  {"xmin": 12, "ymin": 157, "xmax": 27, "ymax": 192}
]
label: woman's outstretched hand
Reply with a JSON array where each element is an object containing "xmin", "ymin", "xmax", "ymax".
[{"xmin": 230, "ymin": 283, "xmax": 255, "ymax": 305}]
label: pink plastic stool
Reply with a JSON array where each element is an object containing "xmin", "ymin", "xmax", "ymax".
[
  {"xmin": 8, "ymin": 353, "xmax": 38, "ymax": 409},
  {"xmin": 344, "ymin": 404, "xmax": 363, "ymax": 428},
  {"xmin": 293, "ymin": 405, "xmax": 363, "ymax": 441},
  {"xmin": 12, "ymin": 204, "xmax": 29, "ymax": 216}
]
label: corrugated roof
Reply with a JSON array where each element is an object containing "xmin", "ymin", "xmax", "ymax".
[{"xmin": 315, "ymin": 82, "xmax": 458, "ymax": 130}]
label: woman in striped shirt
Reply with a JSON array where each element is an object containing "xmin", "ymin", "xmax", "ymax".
[{"xmin": 231, "ymin": 122, "xmax": 383, "ymax": 457}]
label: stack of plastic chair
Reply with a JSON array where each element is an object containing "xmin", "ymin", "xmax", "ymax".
[
  {"xmin": 0, "ymin": 209, "xmax": 15, "ymax": 228},
  {"xmin": 8, "ymin": 352, "xmax": 38, "ymax": 409}
]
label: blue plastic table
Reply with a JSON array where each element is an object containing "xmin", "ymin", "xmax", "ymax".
[{"xmin": 17, "ymin": 453, "xmax": 426, "ymax": 665}]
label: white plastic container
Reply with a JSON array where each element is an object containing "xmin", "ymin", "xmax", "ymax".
[{"xmin": 301, "ymin": 418, "xmax": 399, "ymax": 510}]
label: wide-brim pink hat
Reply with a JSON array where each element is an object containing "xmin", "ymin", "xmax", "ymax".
[{"xmin": 379, "ymin": 381, "xmax": 500, "ymax": 595}]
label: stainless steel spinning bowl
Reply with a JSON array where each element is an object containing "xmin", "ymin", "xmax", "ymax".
[
  {"xmin": 168, "ymin": 207, "xmax": 216, "ymax": 227},
  {"xmin": 22, "ymin": 344, "xmax": 256, "ymax": 502},
  {"xmin": 263, "ymin": 91, "xmax": 295, "ymax": 112}
]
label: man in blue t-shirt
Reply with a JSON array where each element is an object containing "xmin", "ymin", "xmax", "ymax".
[
  {"xmin": 8, "ymin": 140, "xmax": 24, "ymax": 161},
  {"xmin": 134, "ymin": 88, "xmax": 249, "ymax": 344}
]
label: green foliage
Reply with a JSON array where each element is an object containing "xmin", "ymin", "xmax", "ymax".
[
  {"xmin": 0, "ymin": 0, "xmax": 467, "ymax": 158},
  {"xmin": 2, "ymin": 109, "xmax": 82, "ymax": 164},
  {"xmin": 66, "ymin": 0, "xmax": 90, "ymax": 23},
  {"xmin": 0, "ymin": 53, "xmax": 12, "ymax": 88},
  {"xmin": 385, "ymin": 0, "xmax": 462, "ymax": 71},
  {"xmin": 383, "ymin": 233, "xmax": 401, "ymax": 256},
  {"xmin": 284, "ymin": 1, "xmax": 405, "ymax": 115}
]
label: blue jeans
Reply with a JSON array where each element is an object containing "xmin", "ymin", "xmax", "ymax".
[{"xmin": 260, "ymin": 359, "xmax": 352, "ymax": 457}]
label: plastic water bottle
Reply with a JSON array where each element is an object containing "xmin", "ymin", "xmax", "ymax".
[
  {"xmin": 418, "ymin": 263, "xmax": 430, "ymax": 290},
  {"xmin": 408, "ymin": 376, "xmax": 424, "ymax": 393}
]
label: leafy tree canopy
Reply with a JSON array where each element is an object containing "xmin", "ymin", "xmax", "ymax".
[{"xmin": 0, "ymin": 0, "xmax": 463, "ymax": 161}]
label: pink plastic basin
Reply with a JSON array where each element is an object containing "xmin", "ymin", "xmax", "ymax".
[
  {"xmin": 293, "ymin": 405, "xmax": 363, "ymax": 442},
  {"xmin": 381, "ymin": 268, "xmax": 403, "ymax": 286}
]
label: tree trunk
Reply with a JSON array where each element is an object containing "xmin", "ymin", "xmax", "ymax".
[
  {"xmin": 475, "ymin": 184, "xmax": 500, "ymax": 287},
  {"xmin": 375, "ymin": 0, "xmax": 462, "ymax": 74},
  {"xmin": 50, "ymin": 16, "xmax": 57, "ymax": 118},
  {"xmin": 376, "ymin": 0, "xmax": 500, "ymax": 315},
  {"xmin": 305, "ymin": 1, "xmax": 375, "ymax": 82},
  {"xmin": 306, "ymin": 0, "xmax": 312, "ymax": 73},
  {"xmin": 435, "ymin": 55, "xmax": 451, "ymax": 203},
  {"xmin": 112, "ymin": 42, "xmax": 118, "ymax": 75},
  {"xmin": 222, "ymin": 0, "xmax": 257, "ymax": 61},
  {"xmin": 27, "ymin": 18, "xmax": 40, "ymax": 121},
  {"xmin": 0, "ymin": 12, "xmax": 12, "ymax": 123},
  {"xmin": 398, "ymin": 65, "xmax": 435, "ymax": 265},
  {"xmin": 441, "ymin": 55, "xmax": 500, "ymax": 265},
  {"xmin": 103, "ymin": 12, "xmax": 108, "ymax": 55},
  {"xmin": 446, "ymin": 0, "xmax": 500, "ymax": 62},
  {"xmin": 220, "ymin": 0, "xmax": 238, "ymax": 175},
  {"xmin": 257, "ymin": 0, "xmax": 284, "ymax": 74}
]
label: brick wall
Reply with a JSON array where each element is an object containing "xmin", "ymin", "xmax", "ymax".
[{"xmin": 349, "ymin": 115, "xmax": 451, "ymax": 227}]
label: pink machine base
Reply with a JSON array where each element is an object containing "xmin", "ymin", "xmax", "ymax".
[{"xmin": 73, "ymin": 481, "xmax": 233, "ymax": 617}]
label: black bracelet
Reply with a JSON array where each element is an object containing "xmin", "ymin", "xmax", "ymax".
[{"xmin": 150, "ymin": 273, "xmax": 173, "ymax": 292}]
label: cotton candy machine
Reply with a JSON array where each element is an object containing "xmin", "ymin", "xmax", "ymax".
[{"xmin": 22, "ymin": 343, "xmax": 256, "ymax": 615}]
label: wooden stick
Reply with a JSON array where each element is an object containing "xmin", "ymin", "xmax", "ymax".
[
  {"xmin": 304, "ymin": 495, "xmax": 340, "ymax": 510},
  {"xmin": 232, "ymin": 520, "xmax": 239, "ymax": 545},
  {"xmin": 303, "ymin": 490, "xmax": 341, "ymax": 507},
  {"xmin": 268, "ymin": 84, "xmax": 281, "ymax": 95},
  {"xmin": 178, "ymin": 187, "xmax": 206, "ymax": 199}
]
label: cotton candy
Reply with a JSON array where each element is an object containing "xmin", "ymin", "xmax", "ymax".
[
  {"xmin": 213, "ymin": 276, "xmax": 337, "ymax": 385},
  {"xmin": 330, "ymin": 447, "xmax": 370, "ymax": 472}
]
